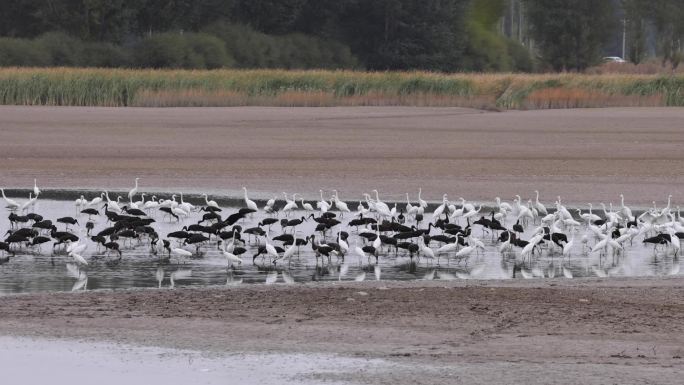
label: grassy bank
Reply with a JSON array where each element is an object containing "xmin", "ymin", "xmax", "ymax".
[{"xmin": 0, "ymin": 67, "xmax": 683, "ymax": 109}]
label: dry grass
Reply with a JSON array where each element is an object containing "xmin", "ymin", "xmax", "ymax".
[
  {"xmin": 0, "ymin": 67, "xmax": 683, "ymax": 109},
  {"xmin": 525, "ymin": 87, "xmax": 665, "ymax": 109},
  {"xmin": 587, "ymin": 60, "xmax": 684, "ymax": 75},
  {"xmin": 132, "ymin": 89, "xmax": 497, "ymax": 108}
]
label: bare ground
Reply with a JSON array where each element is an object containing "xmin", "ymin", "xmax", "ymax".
[
  {"xmin": 1, "ymin": 278, "xmax": 684, "ymax": 384},
  {"xmin": 1, "ymin": 106, "xmax": 684, "ymax": 205}
]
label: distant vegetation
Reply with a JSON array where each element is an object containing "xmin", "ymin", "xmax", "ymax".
[
  {"xmin": 1, "ymin": 1, "xmax": 682, "ymax": 110},
  {"xmin": 1, "ymin": 68, "xmax": 682, "ymax": 109},
  {"xmin": 0, "ymin": 1, "xmax": 552, "ymax": 72},
  {"xmin": 1, "ymin": 1, "xmax": 682, "ymax": 72},
  {"xmin": 0, "ymin": 27, "xmax": 357, "ymax": 70}
]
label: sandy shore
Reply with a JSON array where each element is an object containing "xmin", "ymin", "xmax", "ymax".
[
  {"xmin": 2, "ymin": 278, "xmax": 683, "ymax": 384},
  {"xmin": 1, "ymin": 106, "xmax": 683, "ymax": 205}
]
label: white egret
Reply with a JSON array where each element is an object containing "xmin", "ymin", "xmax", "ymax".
[{"xmin": 243, "ymin": 187, "xmax": 258, "ymax": 211}]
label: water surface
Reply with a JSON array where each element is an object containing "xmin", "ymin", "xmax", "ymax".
[{"xmin": 0, "ymin": 199, "xmax": 680, "ymax": 295}]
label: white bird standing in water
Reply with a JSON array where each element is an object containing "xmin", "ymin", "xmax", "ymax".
[
  {"xmin": 405, "ymin": 193, "xmax": 418, "ymax": 217},
  {"xmin": 533, "ymin": 190, "xmax": 547, "ymax": 216},
  {"xmin": 33, "ymin": 179, "xmax": 41, "ymax": 197},
  {"xmin": 317, "ymin": 190, "xmax": 331, "ymax": 213},
  {"xmin": 264, "ymin": 195, "xmax": 277, "ymax": 212},
  {"xmin": 144, "ymin": 195, "xmax": 159, "ymax": 211},
  {"xmin": 353, "ymin": 241, "xmax": 366, "ymax": 265},
  {"xmin": 66, "ymin": 263, "xmax": 87, "ymax": 291},
  {"xmin": 172, "ymin": 247, "xmax": 193, "ymax": 261},
  {"xmin": 243, "ymin": 187, "xmax": 258, "ymax": 211},
  {"xmin": 104, "ymin": 192, "xmax": 122, "ymax": 213},
  {"xmin": 431, "ymin": 194, "xmax": 448, "ymax": 222},
  {"xmin": 128, "ymin": 177, "xmax": 140, "ymax": 201},
  {"xmin": 221, "ymin": 243, "xmax": 243, "ymax": 267},
  {"xmin": 301, "ymin": 197, "xmax": 314, "ymax": 212},
  {"xmin": 264, "ymin": 236, "xmax": 280, "ymax": 263},
  {"xmin": 619, "ymin": 194, "xmax": 633, "ymax": 221},
  {"xmin": 88, "ymin": 193, "xmax": 104, "ymax": 207},
  {"xmin": 563, "ymin": 233, "xmax": 574, "ymax": 258},
  {"xmin": 1, "ymin": 188, "xmax": 20, "ymax": 210},
  {"xmin": 455, "ymin": 245, "xmax": 481, "ymax": 260},
  {"xmin": 418, "ymin": 237, "xmax": 435, "ymax": 263},
  {"xmin": 179, "ymin": 193, "xmax": 195, "ymax": 213},
  {"xmin": 203, "ymin": 193, "xmax": 219, "ymax": 209},
  {"xmin": 131, "ymin": 193, "xmax": 146, "ymax": 209},
  {"xmin": 333, "ymin": 190, "xmax": 351, "ymax": 217},
  {"xmin": 418, "ymin": 188, "xmax": 428, "ymax": 209},
  {"xmin": 69, "ymin": 251, "xmax": 88, "ymax": 266},
  {"xmin": 75, "ymin": 195, "xmax": 87, "ymax": 208},
  {"xmin": 371, "ymin": 190, "xmax": 391, "ymax": 216},
  {"xmin": 20, "ymin": 193, "xmax": 37, "ymax": 212},
  {"xmin": 282, "ymin": 193, "xmax": 298, "ymax": 215},
  {"xmin": 357, "ymin": 201, "xmax": 369, "ymax": 216}
]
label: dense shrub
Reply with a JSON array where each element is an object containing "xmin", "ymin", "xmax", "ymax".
[
  {"xmin": 0, "ymin": 37, "xmax": 50, "ymax": 66},
  {"xmin": 35, "ymin": 32, "xmax": 84, "ymax": 66},
  {"xmin": 131, "ymin": 32, "xmax": 232, "ymax": 69},
  {"xmin": 506, "ymin": 39, "xmax": 535, "ymax": 72},
  {"xmin": 81, "ymin": 42, "xmax": 131, "ymax": 68},
  {"xmin": 458, "ymin": 0, "xmax": 534, "ymax": 73},
  {"xmin": 132, "ymin": 33, "xmax": 187, "ymax": 69},
  {"xmin": 203, "ymin": 22, "xmax": 358, "ymax": 69},
  {"xmin": 185, "ymin": 33, "xmax": 234, "ymax": 69}
]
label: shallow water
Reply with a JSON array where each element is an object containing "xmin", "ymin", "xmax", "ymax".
[
  {"xmin": 0, "ymin": 199, "xmax": 680, "ymax": 295},
  {"xmin": 0, "ymin": 336, "xmax": 397, "ymax": 385}
]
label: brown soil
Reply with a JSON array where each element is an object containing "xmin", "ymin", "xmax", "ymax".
[
  {"xmin": 1, "ymin": 278, "xmax": 683, "ymax": 384},
  {"xmin": 1, "ymin": 106, "xmax": 683, "ymax": 205}
]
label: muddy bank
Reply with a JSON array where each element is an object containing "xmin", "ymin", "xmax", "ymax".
[
  {"xmin": 2, "ymin": 278, "xmax": 683, "ymax": 384},
  {"xmin": 1, "ymin": 106, "xmax": 683, "ymax": 206}
]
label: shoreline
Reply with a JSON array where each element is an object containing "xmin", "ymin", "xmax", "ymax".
[{"xmin": 2, "ymin": 277, "xmax": 683, "ymax": 384}]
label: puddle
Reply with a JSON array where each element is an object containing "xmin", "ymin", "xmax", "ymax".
[{"xmin": 0, "ymin": 336, "xmax": 395, "ymax": 385}]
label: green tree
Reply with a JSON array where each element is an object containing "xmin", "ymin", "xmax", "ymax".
[
  {"xmin": 134, "ymin": 0, "xmax": 235, "ymax": 36},
  {"xmin": 35, "ymin": 32, "xmax": 85, "ymax": 66},
  {"xmin": 232, "ymin": 0, "xmax": 307, "ymax": 34},
  {"xmin": 524, "ymin": 0, "xmax": 617, "ymax": 71},
  {"xmin": 335, "ymin": 0, "xmax": 469, "ymax": 71},
  {"xmin": 28, "ymin": 0, "xmax": 134, "ymax": 42},
  {"xmin": 0, "ymin": 37, "xmax": 50, "ymax": 66},
  {"xmin": 132, "ymin": 32, "xmax": 231, "ymax": 69},
  {"xmin": 203, "ymin": 21, "xmax": 357, "ymax": 69},
  {"xmin": 622, "ymin": 0, "xmax": 648, "ymax": 64},
  {"xmin": 0, "ymin": 0, "xmax": 41, "ymax": 37},
  {"xmin": 646, "ymin": 0, "xmax": 684, "ymax": 70}
]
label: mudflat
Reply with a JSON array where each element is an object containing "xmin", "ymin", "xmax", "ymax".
[
  {"xmin": 1, "ymin": 279, "xmax": 683, "ymax": 384},
  {"xmin": 2, "ymin": 106, "xmax": 684, "ymax": 383},
  {"xmin": 1, "ymin": 106, "xmax": 683, "ymax": 205}
]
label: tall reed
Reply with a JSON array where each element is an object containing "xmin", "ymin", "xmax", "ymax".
[{"xmin": 0, "ymin": 67, "xmax": 682, "ymax": 109}]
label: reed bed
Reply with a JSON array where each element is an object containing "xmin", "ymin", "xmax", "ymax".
[{"xmin": 0, "ymin": 67, "xmax": 682, "ymax": 109}]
